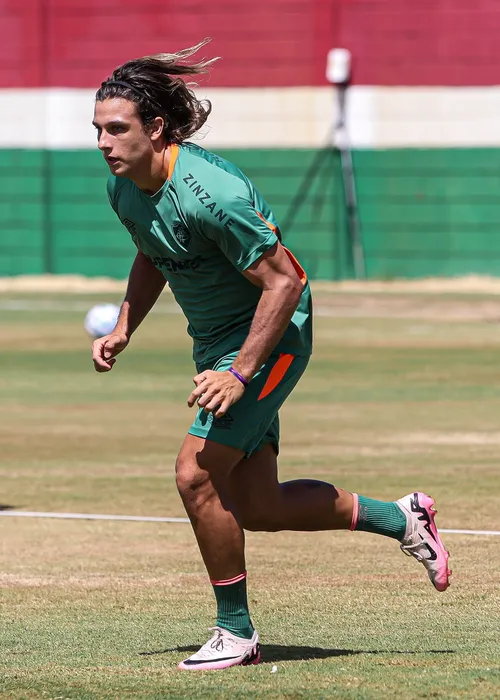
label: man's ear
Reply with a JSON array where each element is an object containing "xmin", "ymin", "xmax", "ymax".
[{"xmin": 149, "ymin": 116, "xmax": 165, "ymax": 142}]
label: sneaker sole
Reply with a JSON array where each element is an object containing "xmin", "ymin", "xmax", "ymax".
[
  {"xmin": 419, "ymin": 493, "xmax": 451, "ymax": 592},
  {"xmin": 178, "ymin": 651, "xmax": 261, "ymax": 671}
]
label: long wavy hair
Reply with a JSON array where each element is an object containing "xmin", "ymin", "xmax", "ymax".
[{"xmin": 95, "ymin": 38, "xmax": 219, "ymax": 143}]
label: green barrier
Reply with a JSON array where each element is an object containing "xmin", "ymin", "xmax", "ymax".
[{"xmin": 2, "ymin": 147, "xmax": 500, "ymax": 280}]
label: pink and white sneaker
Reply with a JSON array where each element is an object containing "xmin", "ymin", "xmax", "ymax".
[
  {"xmin": 396, "ymin": 492, "xmax": 451, "ymax": 592},
  {"xmin": 178, "ymin": 627, "xmax": 260, "ymax": 671}
]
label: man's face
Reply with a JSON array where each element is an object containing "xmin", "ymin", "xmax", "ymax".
[{"xmin": 93, "ymin": 98, "xmax": 155, "ymax": 178}]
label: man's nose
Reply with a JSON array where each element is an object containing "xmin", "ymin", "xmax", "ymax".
[{"xmin": 98, "ymin": 133, "xmax": 110, "ymax": 151}]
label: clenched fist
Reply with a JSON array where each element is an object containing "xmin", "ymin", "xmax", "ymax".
[{"xmin": 92, "ymin": 332, "xmax": 129, "ymax": 372}]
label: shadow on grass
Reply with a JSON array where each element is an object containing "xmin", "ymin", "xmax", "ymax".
[
  {"xmin": 140, "ymin": 645, "xmax": 455, "ymax": 661},
  {"xmin": 0, "ymin": 504, "xmax": 16, "ymax": 511}
]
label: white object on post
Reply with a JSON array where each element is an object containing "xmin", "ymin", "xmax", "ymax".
[{"xmin": 326, "ymin": 48, "xmax": 351, "ymax": 85}]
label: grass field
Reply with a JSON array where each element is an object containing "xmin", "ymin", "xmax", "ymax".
[{"xmin": 0, "ymin": 287, "xmax": 499, "ymax": 699}]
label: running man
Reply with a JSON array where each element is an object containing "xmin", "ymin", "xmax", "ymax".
[{"xmin": 91, "ymin": 40, "xmax": 451, "ymax": 671}]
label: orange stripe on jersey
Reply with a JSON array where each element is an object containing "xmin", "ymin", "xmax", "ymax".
[
  {"xmin": 256, "ymin": 210, "xmax": 278, "ymax": 234},
  {"xmin": 256, "ymin": 212, "xmax": 307, "ymax": 285},
  {"xmin": 167, "ymin": 144, "xmax": 180, "ymax": 181},
  {"xmin": 283, "ymin": 246, "xmax": 308, "ymax": 285},
  {"xmin": 258, "ymin": 353, "xmax": 294, "ymax": 401}
]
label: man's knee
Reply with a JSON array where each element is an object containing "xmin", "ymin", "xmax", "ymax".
[{"xmin": 175, "ymin": 452, "xmax": 213, "ymax": 511}]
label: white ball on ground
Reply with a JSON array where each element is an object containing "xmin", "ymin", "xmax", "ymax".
[{"xmin": 84, "ymin": 303, "xmax": 120, "ymax": 338}]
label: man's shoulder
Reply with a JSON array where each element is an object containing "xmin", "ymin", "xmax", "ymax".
[
  {"xmin": 174, "ymin": 144, "xmax": 251, "ymax": 220},
  {"xmin": 176, "ymin": 144, "xmax": 250, "ymax": 196}
]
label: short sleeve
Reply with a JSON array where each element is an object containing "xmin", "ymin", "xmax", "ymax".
[{"xmin": 191, "ymin": 192, "xmax": 279, "ymax": 272}]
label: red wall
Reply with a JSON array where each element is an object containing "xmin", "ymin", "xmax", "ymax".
[
  {"xmin": 337, "ymin": 0, "xmax": 500, "ymax": 86},
  {"xmin": 2, "ymin": 0, "xmax": 500, "ymax": 88}
]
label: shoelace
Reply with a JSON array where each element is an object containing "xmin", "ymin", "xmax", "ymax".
[
  {"xmin": 208, "ymin": 627, "xmax": 230, "ymax": 653},
  {"xmin": 400, "ymin": 541, "xmax": 424, "ymax": 561},
  {"xmin": 211, "ymin": 635, "xmax": 224, "ymax": 652}
]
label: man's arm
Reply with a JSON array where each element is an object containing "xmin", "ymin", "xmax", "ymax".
[
  {"xmin": 231, "ymin": 242, "xmax": 303, "ymax": 381},
  {"xmin": 92, "ymin": 251, "xmax": 166, "ymax": 372},
  {"xmin": 185, "ymin": 173, "xmax": 304, "ymax": 414},
  {"xmin": 115, "ymin": 251, "xmax": 167, "ymax": 338},
  {"xmin": 187, "ymin": 241, "xmax": 304, "ymax": 415}
]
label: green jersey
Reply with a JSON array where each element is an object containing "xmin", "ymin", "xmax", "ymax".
[{"xmin": 107, "ymin": 142, "xmax": 312, "ymax": 366}]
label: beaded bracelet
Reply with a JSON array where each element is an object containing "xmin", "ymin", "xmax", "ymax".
[{"xmin": 228, "ymin": 367, "xmax": 249, "ymax": 387}]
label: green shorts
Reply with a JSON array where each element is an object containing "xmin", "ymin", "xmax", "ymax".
[{"xmin": 188, "ymin": 351, "xmax": 310, "ymax": 456}]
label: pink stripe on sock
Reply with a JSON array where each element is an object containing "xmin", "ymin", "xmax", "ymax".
[
  {"xmin": 350, "ymin": 493, "xmax": 359, "ymax": 531},
  {"xmin": 210, "ymin": 571, "xmax": 247, "ymax": 586}
]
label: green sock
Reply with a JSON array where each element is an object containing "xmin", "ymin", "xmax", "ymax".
[
  {"xmin": 212, "ymin": 574, "xmax": 254, "ymax": 639},
  {"xmin": 354, "ymin": 495, "xmax": 407, "ymax": 541}
]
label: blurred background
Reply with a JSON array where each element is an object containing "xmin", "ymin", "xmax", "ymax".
[{"xmin": 1, "ymin": 0, "xmax": 499, "ymax": 281}]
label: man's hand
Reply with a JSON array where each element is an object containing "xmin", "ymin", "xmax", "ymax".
[
  {"xmin": 92, "ymin": 332, "xmax": 129, "ymax": 372},
  {"xmin": 187, "ymin": 370, "xmax": 246, "ymax": 417}
]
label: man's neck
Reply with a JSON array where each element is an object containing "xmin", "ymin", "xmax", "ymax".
[{"xmin": 132, "ymin": 145, "xmax": 171, "ymax": 195}]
